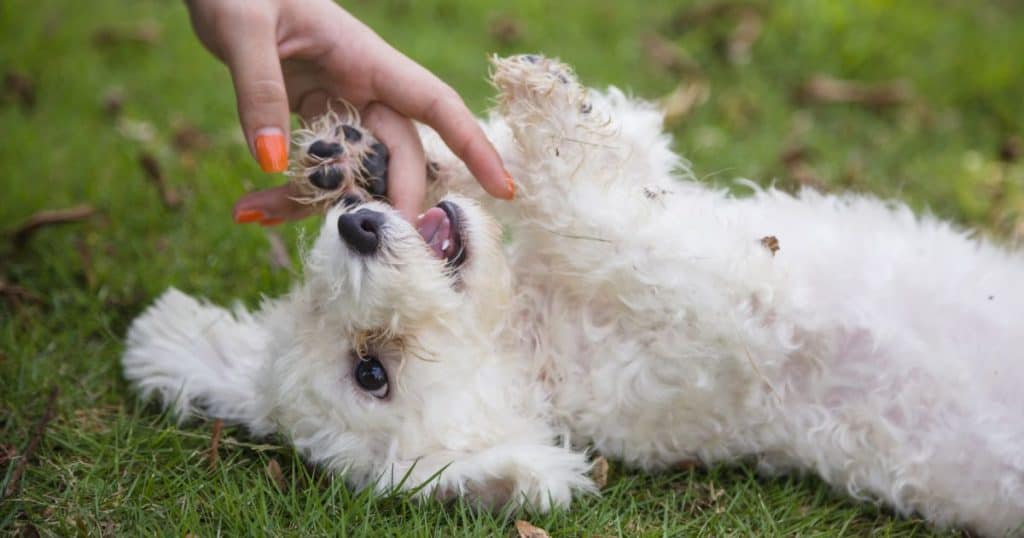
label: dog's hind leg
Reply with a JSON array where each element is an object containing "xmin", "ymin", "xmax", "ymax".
[{"xmin": 123, "ymin": 288, "xmax": 273, "ymax": 434}]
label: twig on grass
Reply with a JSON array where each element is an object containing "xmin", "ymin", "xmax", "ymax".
[
  {"xmin": 172, "ymin": 430, "xmax": 287, "ymax": 453},
  {"xmin": 3, "ymin": 386, "xmax": 58, "ymax": 499},
  {"xmin": 208, "ymin": 419, "xmax": 223, "ymax": 470},
  {"xmin": 0, "ymin": 279, "xmax": 44, "ymax": 307},
  {"xmin": 139, "ymin": 152, "xmax": 182, "ymax": 209},
  {"xmin": 11, "ymin": 204, "xmax": 96, "ymax": 248}
]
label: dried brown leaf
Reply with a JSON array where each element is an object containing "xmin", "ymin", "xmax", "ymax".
[
  {"xmin": 11, "ymin": 204, "xmax": 96, "ymax": 248},
  {"xmin": 514, "ymin": 520, "xmax": 551, "ymax": 538},
  {"xmin": 116, "ymin": 118, "xmax": 157, "ymax": 144},
  {"xmin": 139, "ymin": 152, "xmax": 182, "ymax": 209},
  {"xmin": 781, "ymin": 146, "xmax": 826, "ymax": 191},
  {"xmin": 795, "ymin": 75, "xmax": 913, "ymax": 108},
  {"xmin": 92, "ymin": 21, "xmax": 161, "ymax": 48},
  {"xmin": 101, "ymin": 87, "xmax": 124, "ymax": 119},
  {"xmin": 591, "ymin": 455, "xmax": 609, "ymax": 489},
  {"xmin": 266, "ymin": 458, "xmax": 287, "ymax": 491},
  {"xmin": 999, "ymin": 135, "xmax": 1022, "ymax": 163},
  {"xmin": 208, "ymin": 419, "xmax": 223, "ymax": 470},
  {"xmin": 760, "ymin": 235, "xmax": 780, "ymax": 256},
  {"xmin": 3, "ymin": 70, "xmax": 36, "ymax": 110},
  {"xmin": 679, "ymin": 460, "xmax": 700, "ymax": 471},
  {"xmin": 641, "ymin": 33, "xmax": 702, "ymax": 76},
  {"xmin": 488, "ymin": 14, "xmax": 524, "ymax": 45},
  {"xmin": 660, "ymin": 80, "xmax": 710, "ymax": 127},
  {"xmin": 172, "ymin": 121, "xmax": 211, "ymax": 154},
  {"xmin": 727, "ymin": 9, "xmax": 762, "ymax": 64},
  {"xmin": 668, "ymin": 1, "xmax": 764, "ymax": 31}
]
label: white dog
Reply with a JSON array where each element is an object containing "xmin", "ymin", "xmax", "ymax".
[{"xmin": 123, "ymin": 55, "xmax": 1024, "ymax": 536}]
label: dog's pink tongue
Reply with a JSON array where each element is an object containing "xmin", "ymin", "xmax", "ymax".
[{"xmin": 416, "ymin": 207, "xmax": 451, "ymax": 260}]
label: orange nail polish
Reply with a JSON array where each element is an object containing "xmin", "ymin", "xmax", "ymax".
[
  {"xmin": 254, "ymin": 130, "xmax": 288, "ymax": 173},
  {"xmin": 235, "ymin": 209, "xmax": 265, "ymax": 223},
  {"xmin": 259, "ymin": 217, "xmax": 285, "ymax": 227},
  {"xmin": 505, "ymin": 171, "xmax": 516, "ymax": 200}
]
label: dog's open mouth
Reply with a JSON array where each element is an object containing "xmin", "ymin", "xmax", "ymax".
[{"xmin": 416, "ymin": 201, "xmax": 467, "ymax": 269}]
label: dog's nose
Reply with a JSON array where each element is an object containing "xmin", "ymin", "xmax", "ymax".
[{"xmin": 337, "ymin": 209, "xmax": 385, "ymax": 255}]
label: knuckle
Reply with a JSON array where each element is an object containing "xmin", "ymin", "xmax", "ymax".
[
  {"xmin": 423, "ymin": 87, "xmax": 462, "ymax": 125},
  {"xmin": 214, "ymin": 0, "xmax": 274, "ymax": 25},
  {"xmin": 242, "ymin": 79, "xmax": 288, "ymax": 106}
]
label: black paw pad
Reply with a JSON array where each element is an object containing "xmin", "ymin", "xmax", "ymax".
[
  {"xmin": 361, "ymin": 142, "xmax": 389, "ymax": 197},
  {"xmin": 308, "ymin": 140, "xmax": 343, "ymax": 159},
  {"xmin": 309, "ymin": 166, "xmax": 343, "ymax": 190},
  {"xmin": 339, "ymin": 125, "xmax": 363, "ymax": 143}
]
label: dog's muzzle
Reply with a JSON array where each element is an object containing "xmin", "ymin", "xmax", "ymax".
[{"xmin": 337, "ymin": 209, "xmax": 386, "ymax": 255}]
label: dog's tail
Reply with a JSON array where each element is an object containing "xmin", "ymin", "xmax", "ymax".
[{"xmin": 123, "ymin": 288, "xmax": 272, "ymax": 433}]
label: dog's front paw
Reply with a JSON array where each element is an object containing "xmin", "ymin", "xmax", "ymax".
[
  {"xmin": 398, "ymin": 443, "xmax": 597, "ymax": 512},
  {"xmin": 290, "ymin": 110, "xmax": 389, "ymax": 206}
]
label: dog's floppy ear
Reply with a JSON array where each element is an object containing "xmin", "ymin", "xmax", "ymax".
[{"xmin": 122, "ymin": 288, "xmax": 273, "ymax": 434}]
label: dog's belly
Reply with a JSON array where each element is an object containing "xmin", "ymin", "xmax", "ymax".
[
  {"xmin": 509, "ymin": 184, "xmax": 1024, "ymax": 531},
  {"xmin": 514, "ymin": 275, "xmax": 783, "ymax": 470}
]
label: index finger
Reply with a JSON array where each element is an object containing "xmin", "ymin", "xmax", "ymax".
[
  {"xmin": 361, "ymin": 103, "xmax": 427, "ymax": 222},
  {"xmin": 370, "ymin": 56, "xmax": 514, "ymax": 201}
]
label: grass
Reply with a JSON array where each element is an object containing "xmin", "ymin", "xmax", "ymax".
[{"xmin": 1, "ymin": 0, "xmax": 1021, "ymax": 535}]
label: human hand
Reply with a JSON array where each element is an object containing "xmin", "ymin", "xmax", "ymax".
[{"xmin": 186, "ymin": 0, "xmax": 514, "ymax": 223}]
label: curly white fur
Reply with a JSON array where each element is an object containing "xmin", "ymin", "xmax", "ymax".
[{"xmin": 123, "ymin": 55, "xmax": 1024, "ymax": 535}]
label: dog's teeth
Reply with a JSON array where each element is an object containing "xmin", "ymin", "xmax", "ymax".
[{"xmin": 441, "ymin": 239, "xmax": 450, "ymax": 251}]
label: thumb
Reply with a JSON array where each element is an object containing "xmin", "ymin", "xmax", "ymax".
[{"xmin": 221, "ymin": 17, "xmax": 290, "ymax": 173}]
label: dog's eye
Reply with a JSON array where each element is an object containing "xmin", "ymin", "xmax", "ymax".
[{"xmin": 354, "ymin": 356, "xmax": 389, "ymax": 398}]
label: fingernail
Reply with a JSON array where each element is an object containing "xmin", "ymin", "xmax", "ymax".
[
  {"xmin": 505, "ymin": 171, "xmax": 516, "ymax": 200},
  {"xmin": 259, "ymin": 217, "xmax": 285, "ymax": 227},
  {"xmin": 254, "ymin": 128, "xmax": 288, "ymax": 173},
  {"xmin": 235, "ymin": 209, "xmax": 265, "ymax": 224}
]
